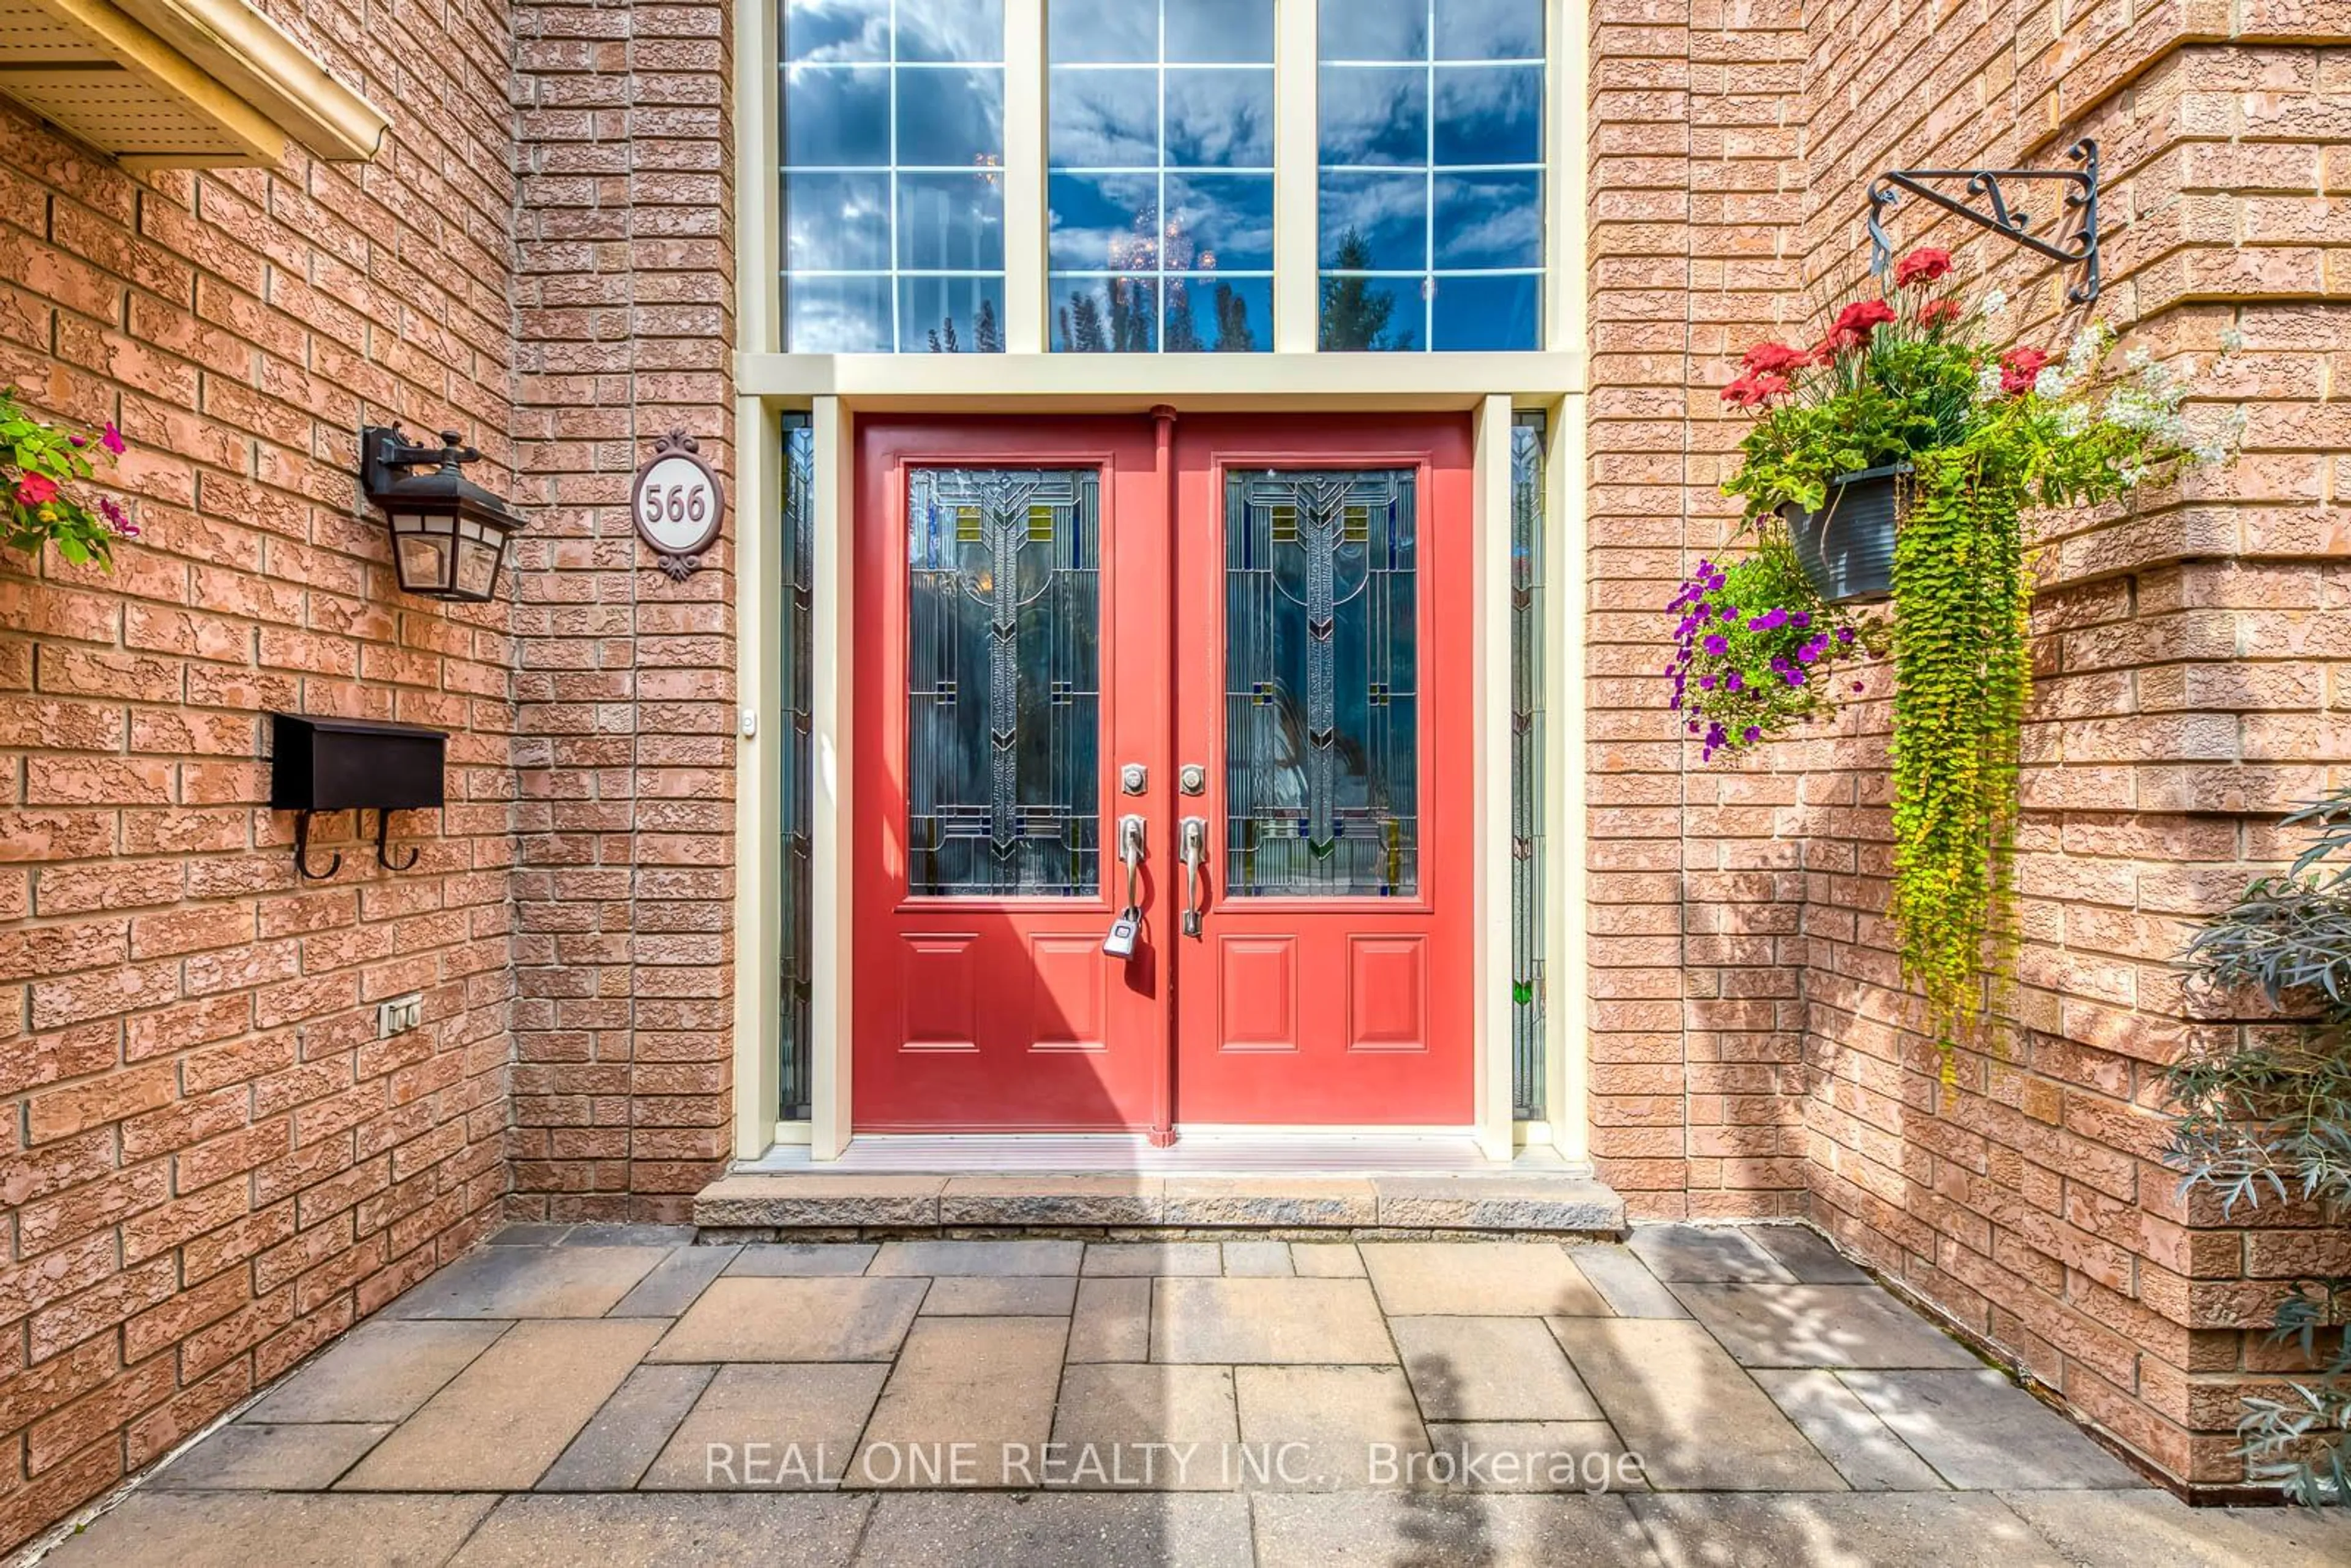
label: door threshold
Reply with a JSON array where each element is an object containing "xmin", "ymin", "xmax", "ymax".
[{"xmin": 738, "ymin": 1131, "xmax": 1582, "ymax": 1176}]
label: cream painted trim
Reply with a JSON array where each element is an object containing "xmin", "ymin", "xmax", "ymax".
[
  {"xmin": 731, "ymin": 399, "xmax": 783, "ymax": 1160},
  {"xmin": 1003, "ymin": 0, "xmax": 1046, "ymax": 354},
  {"xmin": 1550, "ymin": 2, "xmax": 1592, "ymax": 1160},
  {"xmin": 808, "ymin": 397, "xmax": 855, "ymax": 1160},
  {"xmin": 1472, "ymin": 393, "xmax": 1515, "ymax": 1161},
  {"xmin": 1272, "ymin": 0, "xmax": 1316, "ymax": 353},
  {"xmin": 119, "ymin": 0, "xmax": 387, "ymax": 160},
  {"xmin": 1547, "ymin": 394, "xmax": 1589, "ymax": 1161},
  {"xmin": 738, "ymin": 351, "xmax": 1585, "ymax": 405},
  {"xmin": 735, "ymin": 0, "xmax": 779, "ymax": 357}
]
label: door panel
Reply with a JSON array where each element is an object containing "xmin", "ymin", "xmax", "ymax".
[
  {"xmin": 1171, "ymin": 416, "xmax": 1474, "ymax": 1125},
  {"xmin": 853, "ymin": 419, "xmax": 1169, "ymax": 1131}
]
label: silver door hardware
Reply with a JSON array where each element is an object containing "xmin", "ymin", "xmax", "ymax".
[
  {"xmin": 1178, "ymin": 816, "xmax": 1208, "ymax": 937},
  {"xmin": 1120, "ymin": 762, "xmax": 1147, "ymax": 795},
  {"xmin": 1178, "ymin": 763, "xmax": 1206, "ymax": 795},
  {"xmin": 1107, "ymin": 813, "xmax": 1148, "ymax": 959},
  {"xmin": 1102, "ymin": 909, "xmax": 1141, "ymax": 959}
]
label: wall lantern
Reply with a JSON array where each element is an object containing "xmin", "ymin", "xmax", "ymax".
[{"xmin": 359, "ymin": 424, "xmax": 527, "ymax": 601}]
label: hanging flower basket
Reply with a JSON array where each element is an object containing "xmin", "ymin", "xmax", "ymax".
[
  {"xmin": 1783, "ymin": 462, "xmax": 1909, "ymax": 605},
  {"xmin": 1687, "ymin": 244, "xmax": 2248, "ymax": 1073}
]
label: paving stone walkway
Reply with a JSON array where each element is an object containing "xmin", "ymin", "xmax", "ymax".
[{"xmin": 42, "ymin": 1225, "xmax": 2349, "ymax": 1567}]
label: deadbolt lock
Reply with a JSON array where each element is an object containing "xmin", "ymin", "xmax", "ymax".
[
  {"xmin": 1178, "ymin": 763, "xmax": 1206, "ymax": 795},
  {"xmin": 1120, "ymin": 762, "xmax": 1147, "ymax": 795}
]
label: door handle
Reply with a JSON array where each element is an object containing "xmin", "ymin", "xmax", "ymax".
[
  {"xmin": 1117, "ymin": 814, "xmax": 1146, "ymax": 913},
  {"xmin": 1178, "ymin": 816, "xmax": 1208, "ymax": 937}
]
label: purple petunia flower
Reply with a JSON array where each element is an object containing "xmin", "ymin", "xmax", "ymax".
[
  {"xmin": 1790, "ymin": 611, "xmax": 1811, "ymax": 629},
  {"xmin": 1699, "ymin": 675, "xmax": 1715, "ymax": 691},
  {"xmin": 1783, "ymin": 668, "xmax": 1806, "ymax": 686},
  {"xmin": 1742, "ymin": 726, "xmax": 1761, "ymax": 742},
  {"xmin": 1725, "ymin": 671, "xmax": 1744, "ymax": 692},
  {"xmin": 1703, "ymin": 634, "xmax": 1728, "ymax": 656},
  {"xmin": 1835, "ymin": 626, "xmax": 1856, "ymax": 645}
]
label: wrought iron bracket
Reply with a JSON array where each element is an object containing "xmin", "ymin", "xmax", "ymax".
[
  {"xmin": 291, "ymin": 809, "xmax": 340, "ymax": 880},
  {"xmin": 375, "ymin": 809, "xmax": 420, "ymax": 871},
  {"xmin": 1868, "ymin": 139, "xmax": 2101, "ymax": 305}
]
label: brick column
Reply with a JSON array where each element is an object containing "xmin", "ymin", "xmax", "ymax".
[{"xmin": 509, "ymin": 0, "xmax": 738, "ymax": 1220}]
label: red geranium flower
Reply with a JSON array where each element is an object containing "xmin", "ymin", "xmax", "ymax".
[
  {"xmin": 1813, "ymin": 299, "xmax": 1897, "ymax": 359},
  {"xmin": 1918, "ymin": 298, "xmax": 1962, "ymax": 328},
  {"xmin": 1892, "ymin": 247, "xmax": 1953, "ymax": 288},
  {"xmin": 1834, "ymin": 299, "xmax": 1898, "ymax": 336},
  {"xmin": 1739, "ymin": 341, "xmax": 1810, "ymax": 375},
  {"xmin": 1998, "ymin": 346, "xmax": 2050, "ymax": 396},
  {"xmin": 14, "ymin": 473, "xmax": 57, "ymax": 506},
  {"xmin": 1720, "ymin": 371, "xmax": 1793, "ymax": 408}
]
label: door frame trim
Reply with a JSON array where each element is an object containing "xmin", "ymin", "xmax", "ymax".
[{"xmin": 734, "ymin": 392, "xmax": 1578, "ymax": 1163}]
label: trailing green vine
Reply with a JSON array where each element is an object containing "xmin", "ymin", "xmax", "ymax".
[
  {"xmin": 1692, "ymin": 249, "xmax": 2247, "ymax": 1071},
  {"xmin": 1889, "ymin": 448, "xmax": 2030, "ymax": 1068}
]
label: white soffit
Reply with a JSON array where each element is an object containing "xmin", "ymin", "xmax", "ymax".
[{"xmin": 0, "ymin": 0, "xmax": 386, "ymax": 170}]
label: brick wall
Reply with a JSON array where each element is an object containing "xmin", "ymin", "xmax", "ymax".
[
  {"xmin": 1584, "ymin": 0, "xmax": 1813, "ymax": 1220},
  {"xmin": 506, "ymin": 0, "xmax": 738, "ymax": 1221},
  {"xmin": 1588, "ymin": 0, "xmax": 2351, "ymax": 1493},
  {"xmin": 0, "ymin": 0, "xmax": 519, "ymax": 1548}
]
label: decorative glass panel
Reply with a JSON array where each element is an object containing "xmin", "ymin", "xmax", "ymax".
[
  {"xmin": 781, "ymin": 0, "xmax": 1007, "ymax": 353},
  {"xmin": 1047, "ymin": 0, "xmax": 1274, "ymax": 353},
  {"xmin": 780, "ymin": 416, "xmax": 816, "ymax": 1120},
  {"xmin": 1224, "ymin": 469, "xmax": 1417, "ymax": 897},
  {"xmin": 1509, "ymin": 412, "xmax": 1546, "ymax": 1120},
  {"xmin": 907, "ymin": 468, "xmax": 1100, "ymax": 895},
  {"xmin": 1318, "ymin": 0, "xmax": 1544, "ymax": 351}
]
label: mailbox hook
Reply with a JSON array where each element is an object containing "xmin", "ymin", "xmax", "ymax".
[
  {"xmin": 292, "ymin": 810, "xmax": 341, "ymax": 880},
  {"xmin": 375, "ymin": 810, "xmax": 420, "ymax": 871}
]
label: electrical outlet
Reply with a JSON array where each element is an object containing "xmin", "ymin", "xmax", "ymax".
[{"xmin": 378, "ymin": 992, "xmax": 424, "ymax": 1037}]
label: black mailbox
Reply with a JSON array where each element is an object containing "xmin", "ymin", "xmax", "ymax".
[{"xmin": 269, "ymin": 713, "xmax": 446, "ymax": 878}]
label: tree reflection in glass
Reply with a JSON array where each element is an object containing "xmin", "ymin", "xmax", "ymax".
[{"xmin": 1046, "ymin": 0, "xmax": 1273, "ymax": 352}]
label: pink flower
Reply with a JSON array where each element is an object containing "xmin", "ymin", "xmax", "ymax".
[
  {"xmin": 15, "ymin": 473, "xmax": 57, "ymax": 505},
  {"xmin": 100, "ymin": 421, "xmax": 125, "ymax": 456}
]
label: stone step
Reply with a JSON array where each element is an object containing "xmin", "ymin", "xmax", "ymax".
[{"xmin": 692, "ymin": 1172, "xmax": 1627, "ymax": 1240}]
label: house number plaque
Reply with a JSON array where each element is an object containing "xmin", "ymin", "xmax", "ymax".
[{"xmin": 631, "ymin": 430, "xmax": 726, "ymax": 580}]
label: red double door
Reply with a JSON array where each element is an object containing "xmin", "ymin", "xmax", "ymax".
[{"xmin": 852, "ymin": 414, "xmax": 1473, "ymax": 1134}]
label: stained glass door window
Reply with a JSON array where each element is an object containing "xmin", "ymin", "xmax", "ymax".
[
  {"xmin": 1223, "ymin": 468, "xmax": 1418, "ymax": 896},
  {"xmin": 906, "ymin": 467, "xmax": 1100, "ymax": 895}
]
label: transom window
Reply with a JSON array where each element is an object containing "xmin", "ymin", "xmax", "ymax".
[
  {"xmin": 773, "ymin": 0, "xmax": 1549, "ymax": 354},
  {"xmin": 1046, "ymin": 0, "xmax": 1275, "ymax": 353},
  {"xmin": 782, "ymin": 0, "xmax": 1008, "ymax": 353},
  {"xmin": 1318, "ymin": 0, "xmax": 1544, "ymax": 351}
]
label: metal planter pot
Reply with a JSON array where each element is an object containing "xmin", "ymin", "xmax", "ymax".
[{"xmin": 1784, "ymin": 462, "xmax": 1909, "ymax": 606}]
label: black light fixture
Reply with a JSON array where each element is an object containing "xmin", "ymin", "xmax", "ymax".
[{"xmin": 359, "ymin": 424, "xmax": 527, "ymax": 602}]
